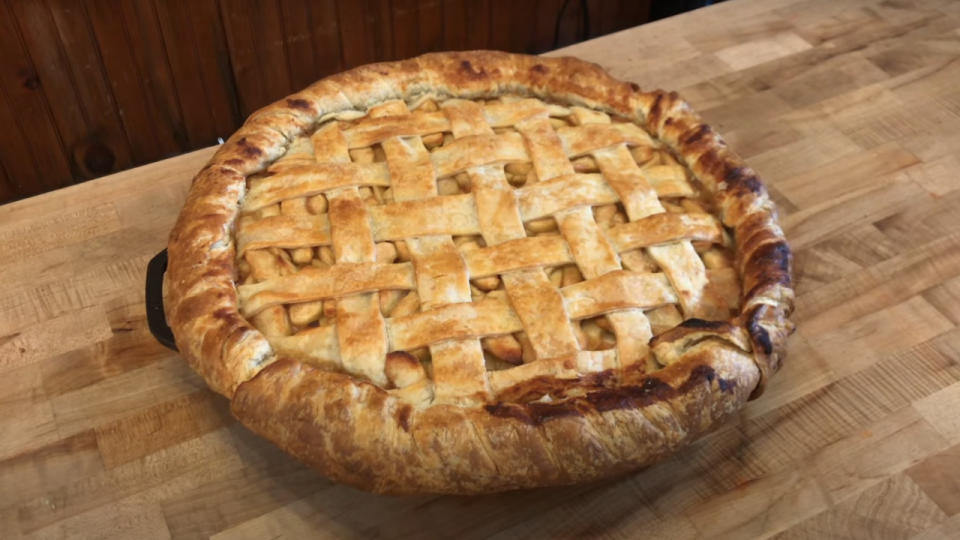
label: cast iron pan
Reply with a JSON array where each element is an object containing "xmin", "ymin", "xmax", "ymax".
[{"xmin": 145, "ymin": 249, "xmax": 178, "ymax": 351}]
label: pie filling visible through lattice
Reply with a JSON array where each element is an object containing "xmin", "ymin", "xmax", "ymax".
[
  {"xmin": 235, "ymin": 95, "xmax": 740, "ymax": 406},
  {"xmin": 165, "ymin": 52, "xmax": 793, "ymax": 494}
]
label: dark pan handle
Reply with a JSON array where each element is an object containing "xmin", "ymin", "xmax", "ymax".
[{"xmin": 145, "ymin": 249, "xmax": 178, "ymax": 351}]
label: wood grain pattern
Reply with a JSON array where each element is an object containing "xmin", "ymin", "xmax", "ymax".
[
  {"xmin": 0, "ymin": 0, "xmax": 73, "ymax": 196},
  {"xmin": 2, "ymin": 0, "xmax": 960, "ymax": 537},
  {"xmin": 155, "ymin": 0, "xmax": 239, "ymax": 149},
  {"xmin": 10, "ymin": 0, "xmax": 129, "ymax": 180}
]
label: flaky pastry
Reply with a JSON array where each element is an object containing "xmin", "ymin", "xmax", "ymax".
[{"xmin": 165, "ymin": 51, "xmax": 794, "ymax": 494}]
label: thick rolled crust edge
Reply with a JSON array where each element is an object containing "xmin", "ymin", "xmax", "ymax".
[
  {"xmin": 643, "ymin": 91, "xmax": 795, "ymax": 396},
  {"xmin": 232, "ymin": 344, "xmax": 759, "ymax": 494}
]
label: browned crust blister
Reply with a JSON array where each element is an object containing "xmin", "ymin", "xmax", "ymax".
[{"xmin": 165, "ymin": 51, "xmax": 794, "ymax": 494}]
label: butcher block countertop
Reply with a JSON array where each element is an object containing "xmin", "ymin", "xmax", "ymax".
[{"xmin": 3, "ymin": 0, "xmax": 960, "ymax": 538}]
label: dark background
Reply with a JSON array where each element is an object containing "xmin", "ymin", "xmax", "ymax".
[{"xmin": 0, "ymin": 0, "xmax": 717, "ymax": 204}]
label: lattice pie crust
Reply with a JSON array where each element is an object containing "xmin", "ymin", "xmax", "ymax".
[{"xmin": 165, "ymin": 52, "xmax": 794, "ymax": 494}]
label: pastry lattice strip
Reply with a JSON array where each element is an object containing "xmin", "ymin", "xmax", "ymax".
[
  {"xmin": 237, "ymin": 193, "xmax": 723, "ymax": 258},
  {"xmin": 311, "ymin": 123, "xmax": 388, "ymax": 385},
  {"xmin": 261, "ymin": 268, "xmax": 733, "ymax": 394},
  {"xmin": 369, "ymin": 99, "xmax": 489, "ymax": 405},
  {"xmin": 236, "ymin": 95, "xmax": 737, "ymax": 402}
]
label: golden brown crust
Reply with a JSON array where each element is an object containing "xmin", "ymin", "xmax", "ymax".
[
  {"xmin": 232, "ymin": 346, "xmax": 758, "ymax": 494},
  {"xmin": 166, "ymin": 50, "xmax": 794, "ymax": 493},
  {"xmin": 645, "ymin": 91, "xmax": 795, "ymax": 396}
]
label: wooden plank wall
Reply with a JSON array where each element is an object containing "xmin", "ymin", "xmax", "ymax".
[{"xmin": 0, "ymin": 0, "xmax": 650, "ymax": 204}]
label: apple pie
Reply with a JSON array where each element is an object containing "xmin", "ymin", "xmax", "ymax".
[{"xmin": 164, "ymin": 51, "xmax": 794, "ymax": 494}]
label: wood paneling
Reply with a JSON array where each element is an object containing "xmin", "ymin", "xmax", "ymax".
[
  {"xmin": 87, "ymin": 0, "xmax": 183, "ymax": 163},
  {"xmin": 117, "ymin": 0, "xmax": 189, "ymax": 155},
  {"xmin": 156, "ymin": 0, "xmax": 240, "ymax": 147},
  {"xmin": 0, "ymin": 0, "xmax": 73, "ymax": 197},
  {"xmin": 0, "ymin": 0, "xmax": 650, "ymax": 204},
  {"xmin": 13, "ymin": 0, "xmax": 130, "ymax": 180},
  {"xmin": 465, "ymin": 0, "xmax": 493, "ymax": 50},
  {"xmin": 442, "ymin": 0, "xmax": 468, "ymax": 51}
]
